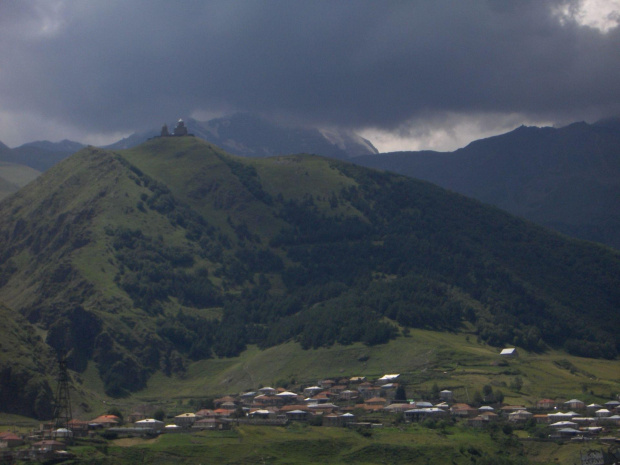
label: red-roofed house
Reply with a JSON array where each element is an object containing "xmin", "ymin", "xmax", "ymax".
[
  {"xmin": 90, "ymin": 415, "xmax": 120, "ymax": 426},
  {"xmin": 0, "ymin": 432, "xmax": 23, "ymax": 448},
  {"xmin": 536, "ymin": 399, "xmax": 555, "ymax": 409}
]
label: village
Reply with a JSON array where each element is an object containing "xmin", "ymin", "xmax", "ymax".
[{"xmin": 1, "ymin": 348, "xmax": 619, "ymax": 463}]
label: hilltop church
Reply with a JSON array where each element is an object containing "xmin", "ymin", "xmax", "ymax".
[{"xmin": 160, "ymin": 119, "xmax": 190, "ymax": 137}]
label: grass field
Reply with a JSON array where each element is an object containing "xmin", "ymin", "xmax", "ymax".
[
  {"xmin": 63, "ymin": 423, "xmax": 611, "ymax": 464},
  {"xmin": 78, "ymin": 328, "xmax": 619, "ymax": 419}
]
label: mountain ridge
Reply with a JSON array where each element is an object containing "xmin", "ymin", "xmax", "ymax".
[{"xmin": 352, "ymin": 119, "xmax": 620, "ymax": 249}]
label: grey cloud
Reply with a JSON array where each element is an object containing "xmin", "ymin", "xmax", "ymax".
[{"xmin": 0, "ymin": 0, "xmax": 619, "ymax": 143}]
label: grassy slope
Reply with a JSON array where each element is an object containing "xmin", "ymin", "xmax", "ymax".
[
  {"xmin": 66, "ymin": 424, "xmax": 603, "ymax": 464},
  {"xmin": 110, "ymin": 328, "xmax": 619, "ymax": 414},
  {"xmin": 0, "ymin": 161, "xmax": 40, "ymax": 200}
]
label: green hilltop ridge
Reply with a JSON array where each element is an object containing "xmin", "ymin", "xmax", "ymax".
[{"xmin": 0, "ymin": 136, "xmax": 618, "ymax": 417}]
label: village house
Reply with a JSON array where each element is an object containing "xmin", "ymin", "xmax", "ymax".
[
  {"xmin": 285, "ymin": 410, "xmax": 309, "ymax": 421},
  {"xmin": 533, "ymin": 414, "xmax": 549, "ymax": 424},
  {"xmin": 377, "ymin": 374, "xmax": 400, "ymax": 384},
  {"xmin": 307, "ymin": 392, "xmax": 331, "ymax": 404},
  {"xmin": 174, "ymin": 413, "xmax": 197, "ymax": 427},
  {"xmin": 404, "ymin": 408, "xmax": 448, "ymax": 422},
  {"xmin": 323, "ymin": 413, "xmax": 356, "ymax": 427},
  {"xmin": 604, "ymin": 400, "xmax": 620, "ymax": 411},
  {"xmin": 0, "ymin": 432, "xmax": 24, "ymax": 448},
  {"xmin": 600, "ymin": 415, "xmax": 620, "ymax": 426},
  {"xmin": 500, "ymin": 405, "xmax": 526, "ymax": 415},
  {"xmin": 478, "ymin": 406, "xmax": 494, "ymax": 414},
  {"xmin": 338, "ymin": 390, "xmax": 359, "ymax": 402},
  {"xmin": 383, "ymin": 403, "xmax": 413, "ymax": 414},
  {"xmin": 500, "ymin": 348, "xmax": 518, "ymax": 357},
  {"xmin": 549, "ymin": 420, "xmax": 578, "ymax": 429},
  {"xmin": 303, "ymin": 386, "xmax": 323, "ymax": 397},
  {"xmin": 551, "ymin": 427, "xmax": 583, "ymax": 439},
  {"xmin": 276, "ymin": 391, "xmax": 300, "ymax": 404},
  {"xmin": 308, "ymin": 402, "xmax": 339, "ymax": 414},
  {"xmin": 414, "ymin": 401, "xmax": 434, "ymax": 409},
  {"xmin": 563, "ymin": 399, "xmax": 585, "ymax": 410},
  {"xmin": 213, "ymin": 408, "xmax": 234, "ymax": 418},
  {"xmin": 330, "ymin": 384, "xmax": 347, "ymax": 395},
  {"xmin": 90, "ymin": 414, "xmax": 121, "ymax": 428},
  {"xmin": 253, "ymin": 394, "xmax": 280, "ymax": 407},
  {"xmin": 214, "ymin": 396, "xmax": 237, "ymax": 409},
  {"xmin": 508, "ymin": 410, "xmax": 533, "ymax": 423},
  {"xmin": 595, "ymin": 409, "xmax": 611, "ymax": 418},
  {"xmin": 258, "ymin": 386, "xmax": 277, "ymax": 396},
  {"xmin": 360, "ymin": 386, "xmax": 382, "ymax": 400},
  {"xmin": 480, "ymin": 412, "xmax": 499, "ymax": 422},
  {"xmin": 195, "ymin": 409, "xmax": 215, "ymax": 418},
  {"xmin": 318, "ymin": 379, "xmax": 336, "ymax": 389},
  {"xmin": 548, "ymin": 411, "xmax": 579, "ymax": 423},
  {"xmin": 248, "ymin": 409, "xmax": 272, "ymax": 419},
  {"xmin": 66, "ymin": 419, "xmax": 89, "ymax": 437},
  {"xmin": 365, "ymin": 397, "xmax": 387, "ymax": 408},
  {"xmin": 135, "ymin": 419, "xmax": 164, "ymax": 431},
  {"xmin": 451, "ymin": 403, "xmax": 478, "ymax": 418},
  {"xmin": 357, "ymin": 381, "xmax": 373, "ymax": 392},
  {"xmin": 239, "ymin": 391, "xmax": 257, "ymax": 405},
  {"xmin": 535, "ymin": 399, "xmax": 556, "ymax": 410},
  {"xmin": 192, "ymin": 418, "xmax": 219, "ymax": 430},
  {"xmin": 468, "ymin": 416, "xmax": 489, "ymax": 428},
  {"xmin": 586, "ymin": 403, "xmax": 603, "ymax": 413}
]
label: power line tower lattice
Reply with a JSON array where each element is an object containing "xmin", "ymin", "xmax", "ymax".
[{"xmin": 52, "ymin": 357, "xmax": 73, "ymax": 431}]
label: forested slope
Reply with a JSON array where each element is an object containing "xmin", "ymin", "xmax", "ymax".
[{"xmin": 0, "ymin": 137, "xmax": 618, "ymax": 409}]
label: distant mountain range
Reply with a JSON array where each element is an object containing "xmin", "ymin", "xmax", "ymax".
[
  {"xmin": 352, "ymin": 118, "xmax": 620, "ymax": 249},
  {"xmin": 1, "ymin": 116, "xmax": 619, "ymax": 249},
  {"xmin": 0, "ymin": 137, "xmax": 618, "ymax": 417}
]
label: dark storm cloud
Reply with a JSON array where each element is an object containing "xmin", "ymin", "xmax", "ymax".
[{"xmin": 0, "ymin": 0, "xmax": 619, "ymax": 142}]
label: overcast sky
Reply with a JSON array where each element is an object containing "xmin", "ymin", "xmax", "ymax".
[{"xmin": 1, "ymin": 0, "xmax": 619, "ymax": 151}]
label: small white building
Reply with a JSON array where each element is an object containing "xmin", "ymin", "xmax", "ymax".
[
  {"xmin": 174, "ymin": 413, "xmax": 197, "ymax": 427},
  {"xmin": 500, "ymin": 348, "xmax": 518, "ymax": 357},
  {"xmin": 135, "ymin": 419, "xmax": 164, "ymax": 431},
  {"xmin": 595, "ymin": 409, "xmax": 611, "ymax": 418}
]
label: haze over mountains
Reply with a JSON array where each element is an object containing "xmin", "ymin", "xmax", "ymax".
[
  {"xmin": 0, "ymin": 136, "xmax": 618, "ymax": 417},
  {"xmin": 105, "ymin": 113, "xmax": 378, "ymax": 159}
]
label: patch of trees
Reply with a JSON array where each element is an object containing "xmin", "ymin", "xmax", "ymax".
[
  {"xmin": 109, "ymin": 226, "xmax": 222, "ymax": 310},
  {"xmin": 264, "ymin": 165, "xmax": 619, "ymax": 358},
  {"xmin": 0, "ymin": 365, "xmax": 53, "ymax": 419},
  {"xmin": 217, "ymin": 155, "xmax": 273, "ymax": 204},
  {"xmin": 102, "ymin": 155, "xmax": 619, "ymax": 369},
  {"xmin": 45, "ymin": 306, "xmax": 101, "ymax": 372}
]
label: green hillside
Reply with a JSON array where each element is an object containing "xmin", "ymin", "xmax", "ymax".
[
  {"xmin": 0, "ymin": 303, "xmax": 55, "ymax": 418},
  {"xmin": 0, "ymin": 161, "xmax": 40, "ymax": 200},
  {"xmin": 352, "ymin": 120, "xmax": 620, "ymax": 249},
  {"xmin": 0, "ymin": 137, "xmax": 618, "ymax": 417}
]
